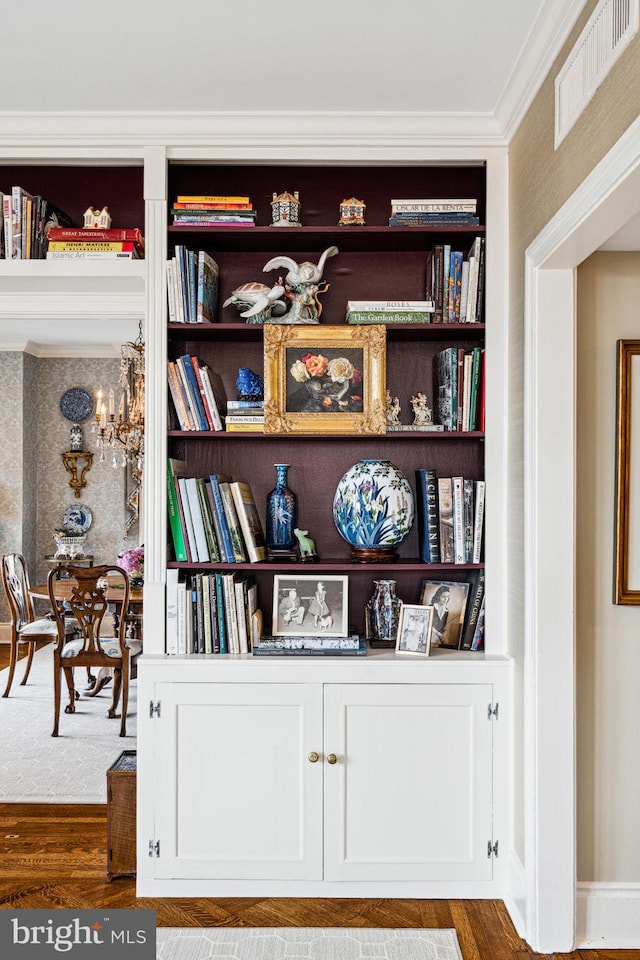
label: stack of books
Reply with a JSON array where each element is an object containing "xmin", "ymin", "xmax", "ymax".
[
  {"xmin": 415, "ymin": 469, "xmax": 485, "ymax": 565},
  {"xmin": 388, "ymin": 198, "xmax": 480, "ymax": 227},
  {"xmin": 166, "ymin": 567, "xmax": 259, "ymax": 655},
  {"xmin": 346, "ymin": 299, "xmax": 435, "ymax": 324},
  {"xmin": 253, "ymin": 634, "xmax": 366, "ymax": 657},
  {"xmin": 426, "ymin": 236, "xmax": 485, "ymax": 323},
  {"xmin": 167, "ymin": 354, "xmax": 224, "ymax": 432},
  {"xmin": 45, "ymin": 226, "xmax": 144, "ymax": 260},
  {"xmin": 434, "ymin": 345, "xmax": 484, "ymax": 432},
  {"xmin": 1, "ymin": 186, "xmax": 72, "ymax": 259},
  {"xmin": 224, "ymin": 399, "xmax": 264, "ymax": 432},
  {"xmin": 170, "ymin": 195, "xmax": 256, "ymax": 227},
  {"xmin": 167, "ymin": 459, "xmax": 267, "ymax": 566},
  {"xmin": 167, "ymin": 245, "xmax": 219, "ymax": 323}
]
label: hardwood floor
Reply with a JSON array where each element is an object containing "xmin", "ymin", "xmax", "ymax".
[{"xmin": 1, "ymin": 645, "xmax": 639, "ymax": 958}]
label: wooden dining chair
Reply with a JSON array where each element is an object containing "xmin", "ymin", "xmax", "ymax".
[
  {"xmin": 1, "ymin": 553, "xmax": 77, "ymax": 698},
  {"xmin": 48, "ymin": 564, "xmax": 142, "ymax": 737}
]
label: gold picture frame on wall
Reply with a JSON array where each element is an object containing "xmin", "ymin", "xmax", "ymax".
[
  {"xmin": 263, "ymin": 324, "xmax": 386, "ymax": 435},
  {"xmin": 614, "ymin": 339, "xmax": 640, "ymax": 604}
]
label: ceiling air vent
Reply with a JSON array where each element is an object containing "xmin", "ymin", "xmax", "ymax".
[{"xmin": 555, "ymin": 0, "xmax": 638, "ymax": 147}]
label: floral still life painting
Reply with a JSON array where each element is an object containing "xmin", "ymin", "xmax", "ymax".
[{"xmin": 287, "ymin": 348, "xmax": 363, "ymax": 413}]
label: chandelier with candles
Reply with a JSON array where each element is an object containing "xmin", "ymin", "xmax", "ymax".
[{"xmin": 93, "ymin": 320, "xmax": 145, "ymax": 470}]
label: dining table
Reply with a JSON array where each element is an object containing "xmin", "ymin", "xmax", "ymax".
[{"xmin": 29, "ymin": 575, "xmax": 143, "ymax": 695}]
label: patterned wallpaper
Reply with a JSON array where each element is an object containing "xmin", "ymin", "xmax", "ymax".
[{"xmin": 0, "ymin": 353, "xmax": 141, "ymax": 622}]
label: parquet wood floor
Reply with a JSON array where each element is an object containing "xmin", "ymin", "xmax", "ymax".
[{"xmin": 1, "ymin": 647, "xmax": 639, "ymax": 958}]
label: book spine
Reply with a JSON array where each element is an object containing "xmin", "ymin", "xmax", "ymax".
[
  {"xmin": 176, "ymin": 580, "xmax": 187, "ymax": 655},
  {"xmin": 201, "ymin": 574, "xmax": 213, "ymax": 654},
  {"xmin": 214, "ymin": 572, "xmax": 228, "ymax": 653},
  {"xmin": 222, "ymin": 573, "xmax": 240, "ymax": 654},
  {"xmin": 166, "ymin": 261, "xmax": 177, "ymax": 323},
  {"xmin": 209, "ymin": 476, "xmax": 235, "ymax": 563},
  {"xmin": 198, "ymin": 366, "xmax": 224, "ymax": 431},
  {"xmin": 347, "ymin": 312, "xmax": 432, "ymax": 324},
  {"xmin": 472, "ymin": 480, "xmax": 486, "ymax": 564},
  {"xmin": 184, "ymin": 477, "xmax": 210, "ymax": 562},
  {"xmin": 470, "ymin": 596, "xmax": 485, "ymax": 651},
  {"xmin": 45, "ymin": 250, "xmax": 138, "ymax": 259},
  {"xmin": 463, "ymin": 478, "xmax": 475, "ymax": 563},
  {"xmin": 176, "ymin": 195, "xmax": 250, "ymax": 203},
  {"xmin": 437, "ymin": 478, "xmax": 454, "ymax": 564},
  {"xmin": 196, "ymin": 477, "xmax": 220, "ymax": 562},
  {"xmin": 190, "ymin": 357, "xmax": 215, "ymax": 431},
  {"xmin": 11, "ymin": 186, "xmax": 24, "ymax": 260},
  {"xmin": 167, "ymin": 361, "xmax": 192, "ymax": 430},
  {"xmin": 47, "ymin": 227, "xmax": 144, "ymax": 243},
  {"xmin": 176, "ymin": 477, "xmax": 200, "ymax": 562},
  {"xmin": 230, "ymin": 480, "xmax": 267, "ymax": 563},
  {"xmin": 207, "ymin": 574, "xmax": 220, "ymax": 654},
  {"xmin": 176, "ymin": 355, "xmax": 208, "ymax": 430},
  {"xmin": 460, "ymin": 572, "xmax": 485, "ymax": 650},
  {"xmin": 47, "ymin": 240, "xmax": 138, "ymax": 251},
  {"xmin": 452, "ymin": 476, "xmax": 466, "ymax": 564},
  {"xmin": 219, "ymin": 482, "xmax": 248, "ymax": 562},
  {"xmin": 234, "ymin": 578, "xmax": 249, "ymax": 654},
  {"xmin": 166, "ymin": 568, "xmax": 179, "ymax": 655},
  {"xmin": 167, "ymin": 460, "xmax": 188, "ymax": 562}
]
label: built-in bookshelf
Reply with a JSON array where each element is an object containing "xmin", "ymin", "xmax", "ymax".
[{"xmin": 165, "ymin": 163, "xmax": 486, "ymax": 648}]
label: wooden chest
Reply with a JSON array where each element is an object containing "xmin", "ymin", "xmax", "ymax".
[{"xmin": 106, "ymin": 749, "xmax": 136, "ymax": 881}]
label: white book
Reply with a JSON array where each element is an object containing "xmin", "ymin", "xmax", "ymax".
[
  {"xmin": 184, "ymin": 477, "xmax": 210, "ymax": 562},
  {"xmin": 465, "ymin": 237, "xmax": 482, "ymax": 323},
  {"xmin": 459, "ymin": 260, "xmax": 470, "ymax": 321},
  {"xmin": 346, "ymin": 300, "xmax": 434, "ymax": 311},
  {"xmin": 201, "ymin": 574, "xmax": 213, "ymax": 654},
  {"xmin": 234, "ymin": 579, "xmax": 249, "ymax": 654},
  {"xmin": 176, "ymin": 579, "xmax": 188, "ymax": 655},
  {"xmin": 45, "ymin": 250, "xmax": 137, "ymax": 259},
  {"xmin": 472, "ymin": 480, "xmax": 486, "ymax": 564},
  {"xmin": 176, "ymin": 477, "xmax": 200, "ymax": 561},
  {"xmin": 166, "ymin": 260, "xmax": 177, "ymax": 323},
  {"xmin": 185, "ymin": 579, "xmax": 194, "ymax": 654},
  {"xmin": 230, "ymin": 480, "xmax": 267, "ymax": 563},
  {"xmin": 223, "ymin": 573, "xmax": 240, "ymax": 654},
  {"xmin": 452, "ymin": 476, "xmax": 466, "ymax": 564},
  {"xmin": 198, "ymin": 365, "xmax": 224, "ymax": 431},
  {"xmin": 462, "ymin": 353, "xmax": 473, "ymax": 432},
  {"xmin": 166, "ymin": 568, "xmax": 179, "ymax": 655}
]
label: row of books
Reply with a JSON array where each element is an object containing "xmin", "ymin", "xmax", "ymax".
[
  {"xmin": 389, "ymin": 198, "xmax": 480, "ymax": 228},
  {"xmin": 167, "ymin": 246, "xmax": 219, "ymax": 323},
  {"xmin": 166, "ymin": 568, "xmax": 258, "ymax": 655},
  {"xmin": 45, "ymin": 226, "xmax": 144, "ymax": 260},
  {"xmin": 170, "ymin": 194, "xmax": 256, "ymax": 227},
  {"xmin": 435, "ymin": 345, "xmax": 485, "ymax": 432},
  {"xmin": 167, "ymin": 354, "xmax": 224, "ymax": 432},
  {"xmin": 1, "ymin": 186, "xmax": 72, "ymax": 260},
  {"xmin": 167, "ymin": 459, "xmax": 267, "ymax": 564},
  {"xmin": 426, "ymin": 236, "xmax": 485, "ymax": 323},
  {"xmin": 415, "ymin": 470, "xmax": 485, "ymax": 565}
]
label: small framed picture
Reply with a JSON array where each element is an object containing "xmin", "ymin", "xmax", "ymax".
[
  {"xmin": 272, "ymin": 575, "xmax": 349, "ymax": 637},
  {"xmin": 395, "ymin": 603, "xmax": 433, "ymax": 657},
  {"xmin": 418, "ymin": 579, "xmax": 471, "ymax": 649}
]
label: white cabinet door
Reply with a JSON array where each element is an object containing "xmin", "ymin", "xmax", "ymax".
[
  {"xmin": 323, "ymin": 683, "xmax": 493, "ymax": 882},
  {"xmin": 153, "ymin": 682, "xmax": 323, "ymax": 880}
]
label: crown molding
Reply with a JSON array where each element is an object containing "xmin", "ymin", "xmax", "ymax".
[
  {"xmin": 0, "ymin": 110, "xmax": 507, "ymax": 153},
  {"xmin": 496, "ymin": 0, "xmax": 586, "ymax": 142},
  {"xmin": 0, "ymin": 341, "xmax": 122, "ymax": 358}
]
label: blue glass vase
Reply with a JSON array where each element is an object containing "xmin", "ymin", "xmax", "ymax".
[{"xmin": 266, "ymin": 464, "xmax": 297, "ymax": 550}]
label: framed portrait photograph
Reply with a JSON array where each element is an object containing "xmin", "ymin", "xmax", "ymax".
[
  {"xmin": 614, "ymin": 339, "xmax": 640, "ymax": 604},
  {"xmin": 418, "ymin": 579, "xmax": 471, "ymax": 649},
  {"xmin": 395, "ymin": 603, "xmax": 434, "ymax": 657},
  {"xmin": 272, "ymin": 574, "xmax": 349, "ymax": 637},
  {"xmin": 263, "ymin": 324, "xmax": 386, "ymax": 435}
]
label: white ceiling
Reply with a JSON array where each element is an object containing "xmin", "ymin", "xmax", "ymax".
[{"xmin": 9, "ymin": 0, "xmax": 635, "ymax": 353}]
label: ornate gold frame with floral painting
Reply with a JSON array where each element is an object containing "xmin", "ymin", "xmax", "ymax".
[
  {"xmin": 614, "ymin": 339, "xmax": 640, "ymax": 604},
  {"xmin": 263, "ymin": 324, "xmax": 386, "ymax": 435}
]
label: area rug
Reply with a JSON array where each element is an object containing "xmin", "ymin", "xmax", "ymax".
[
  {"xmin": 156, "ymin": 928, "xmax": 463, "ymax": 960},
  {"xmin": 0, "ymin": 645, "xmax": 136, "ymax": 803}
]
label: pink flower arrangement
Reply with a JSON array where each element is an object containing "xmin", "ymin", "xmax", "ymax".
[{"xmin": 118, "ymin": 545, "xmax": 144, "ymax": 577}]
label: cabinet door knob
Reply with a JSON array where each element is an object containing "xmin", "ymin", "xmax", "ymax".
[
  {"xmin": 308, "ymin": 751, "xmax": 319, "ymax": 763},
  {"xmin": 327, "ymin": 753, "xmax": 338, "ymax": 765}
]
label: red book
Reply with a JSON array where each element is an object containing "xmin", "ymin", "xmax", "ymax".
[
  {"xmin": 46, "ymin": 227, "xmax": 144, "ymax": 245},
  {"xmin": 172, "ymin": 202, "xmax": 252, "ymax": 211},
  {"xmin": 191, "ymin": 356, "xmax": 215, "ymax": 431}
]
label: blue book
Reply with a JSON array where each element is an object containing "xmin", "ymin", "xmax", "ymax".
[
  {"xmin": 209, "ymin": 474, "xmax": 235, "ymax": 563},
  {"xmin": 214, "ymin": 571, "xmax": 228, "ymax": 654},
  {"xmin": 179, "ymin": 355, "xmax": 208, "ymax": 431}
]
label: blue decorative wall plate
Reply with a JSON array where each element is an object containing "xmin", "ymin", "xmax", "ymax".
[
  {"xmin": 60, "ymin": 387, "xmax": 94, "ymax": 423},
  {"xmin": 62, "ymin": 503, "xmax": 93, "ymax": 534}
]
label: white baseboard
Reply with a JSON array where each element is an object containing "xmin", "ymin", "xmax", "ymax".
[
  {"xmin": 503, "ymin": 849, "xmax": 526, "ymax": 940},
  {"xmin": 576, "ymin": 883, "xmax": 640, "ymax": 948}
]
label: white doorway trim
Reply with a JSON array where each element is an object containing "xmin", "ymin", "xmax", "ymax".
[{"xmin": 524, "ymin": 115, "xmax": 640, "ymax": 952}]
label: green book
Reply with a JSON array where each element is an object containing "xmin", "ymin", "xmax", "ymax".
[
  {"xmin": 167, "ymin": 458, "xmax": 188, "ymax": 562},
  {"xmin": 346, "ymin": 311, "xmax": 433, "ymax": 324},
  {"xmin": 195, "ymin": 477, "xmax": 221, "ymax": 562}
]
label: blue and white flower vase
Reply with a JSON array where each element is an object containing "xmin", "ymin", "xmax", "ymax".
[
  {"xmin": 366, "ymin": 579, "xmax": 402, "ymax": 647},
  {"xmin": 266, "ymin": 464, "xmax": 297, "ymax": 550},
  {"xmin": 332, "ymin": 458, "xmax": 415, "ymax": 562}
]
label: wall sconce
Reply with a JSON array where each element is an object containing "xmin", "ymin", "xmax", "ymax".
[{"xmin": 62, "ymin": 450, "xmax": 94, "ymax": 498}]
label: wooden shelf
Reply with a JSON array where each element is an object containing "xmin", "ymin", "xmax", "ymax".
[
  {"xmin": 168, "ymin": 322, "xmax": 485, "ymax": 342},
  {"xmin": 167, "ymin": 560, "xmax": 485, "ymax": 573},
  {"xmin": 168, "ymin": 430, "xmax": 484, "ymax": 440}
]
